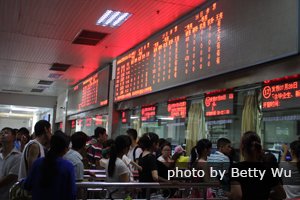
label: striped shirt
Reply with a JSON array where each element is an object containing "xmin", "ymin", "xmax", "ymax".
[{"xmin": 86, "ymin": 138, "xmax": 103, "ymax": 168}]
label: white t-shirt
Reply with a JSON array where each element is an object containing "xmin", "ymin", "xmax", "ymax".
[
  {"xmin": 63, "ymin": 149, "xmax": 84, "ymax": 181},
  {"xmin": 18, "ymin": 139, "xmax": 45, "ymax": 180},
  {"xmin": 127, "ymin": 145, "xmax": 142, "ymax": 162},
  {"xmin": 105, "ymin": 157, "xmax": 130, "ymax": 199}
]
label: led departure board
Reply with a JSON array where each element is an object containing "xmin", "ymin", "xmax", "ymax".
[
  {"xmin": 67, "ymin": 67, "xmax": 110, "ymax": 115},
  {"xmin": 205, "ymin": 93, "xmax": 234, "ymax": 116},
  {"xmin": 167, "ymin": 100, "xmax": 187, "ymax": 118},
  {"xmin": 262, "ymin": 80, "xmax": 300, "ymax": 111},
  {"xmin": 114, "ymin": 0, "xmax": 298, "ymax": 102},
  {"xmin": 141, "ymin": 106, "xmax": 156, "ymax": 121}
]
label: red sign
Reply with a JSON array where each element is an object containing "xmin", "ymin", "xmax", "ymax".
[
  {"xmin": 205, "ymin": 93, "xmax": 234, "ymax": 116},
  {"xmin": 262, "ymin": 80, "xmax": 300, "ymax": 111},
  {"xmin": 85, "ymin": 117, "xmax": 92, "ymax": 127},
  {"xmin": 121, "ymin": 111, "xmax": 127, "ymax": 123},
  {"xmin": 59, "ymin": 122, "xmax": 63, "ymax": 129},
  {"xmin": 168, "ymin": 101, "xmax": 187, "ymax": 118},
  {"xmin": 141, "ymin": 106, "xmax": 156, "ymax": 121},
  {"xmin": 71, "ymin": 120, "xmax": 76, "ymax": 129},
  {"xmin": 95, "ymin": 115, "xmax": 103, "ymax": 125}
]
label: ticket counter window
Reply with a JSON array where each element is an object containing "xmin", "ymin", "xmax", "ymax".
[
  {"xmin": 263, "ymin": 110, "xmax": 300, "ymax": 149},
  {"xmin": 70, "ymin": 115, "xmax": 108, "ymax": 136}
]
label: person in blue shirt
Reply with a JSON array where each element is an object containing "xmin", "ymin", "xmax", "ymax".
[{"xmin": 24, "ymin": 131, "xmax": 76, "ymax": 200}]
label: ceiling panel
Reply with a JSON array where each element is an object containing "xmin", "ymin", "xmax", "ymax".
[{"xmin": 0, "ymin": 0, "xmax": 205, "ymax": 96}]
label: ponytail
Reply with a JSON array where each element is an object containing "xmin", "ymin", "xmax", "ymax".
[{"xmin": 107, "ymin": 135, "xmax": 131, "ymax": 178}]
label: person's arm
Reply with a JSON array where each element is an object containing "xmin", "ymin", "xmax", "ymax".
[
  {"xmin": 151, "ymin": 170, "xmax": 159, "ymax": 181},
  {"xmin": 281, "ymin": 144, "xmax": 288, "ymax": 162},
  {"xmin": 269, "ymin": 184, "xmax": 286, "ymax": 200},
  {"xmin": 129, "ymin": 160, "xmax": 142, "ymax": 171},
  {"xmin": 27, "ymin": 143, "xmax": 40, "ymax": 173},
  {"xmin": 0, "ymin": 174, "xmax": 18, "ymax": 188},
  {"xmin": 119, "ymin": 173, "xmax": 130, "ymax": 182}
]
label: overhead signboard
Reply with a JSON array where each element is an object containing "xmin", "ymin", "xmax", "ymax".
[
  {"xmin": 67, "ymin": 67, "xmax": 110, "ymax": 115},
  {"xmin": 114, "ymin": 0, "xmax": 298, "ymax": 102},
  {"xmin": 262, "ymin": 80, "xmax": 300, "ymax": 111},
  {"xmin": 205, "ymin": 93, "xmax": 235, "ymax": 116}
]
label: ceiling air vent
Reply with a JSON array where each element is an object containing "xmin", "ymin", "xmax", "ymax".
[
  {"xmin": 49, "ymin": 63, "xmax": 71, "ymax": 72},
  {"xmin": 72, "ymin": 30, "xmax": 108, "ymax": 46},
  {"xmin": 38, "ymin": 80, "xmax": 53, "ymax": 85},
  {"xmin": 31, "ymin": 88, "xmax": 44, "ymax": 93},
  {"xmin": 2, "ymin": 89, "xmax": 23, "ymax": 93},
  {"xmin": 48, "ymin": 73, "xmax": 63, "ymax": 79}
]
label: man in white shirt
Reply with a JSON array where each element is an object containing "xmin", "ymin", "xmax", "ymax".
[
  {"xmin": 0, "ymin": 127, "xmax": 21, "ymax": 200},
  {"xmin": 64, "ymin": 131, "xmax": 88, "ymax": 181},
  {"xmin": 18, "ymin": 120, "xmax": 52, "ymax": 180},
  {"xmin": 208, "ymin": 138, "xmax": 232, "ymax": 197}
]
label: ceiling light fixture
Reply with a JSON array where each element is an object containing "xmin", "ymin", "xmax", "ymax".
[{"xmin": 96, "ymin": 10, "xmax": 132, "ymax": 27}]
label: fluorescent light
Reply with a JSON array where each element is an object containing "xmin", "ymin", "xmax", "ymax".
[
  {"xmin": 96, "ymin": 10, "xmax": 132, "ymax": 27},
  {"xmin": 112, "ymin": 13, "xmax": 131, "ymax": 27},
  {"xmin": 130, "ymin": 116, "xmax": 139, "ymax": 119},
  {"xmin": 157, "ymin": 116, "xmax": 174, "ymax": 121},
  {"xmin": 96, "ymin": 10, "xmax": 113, "ymax": 25},
  {"xmin": 10, "ymin": 106, "xmax": 38, "ymax": 112}
]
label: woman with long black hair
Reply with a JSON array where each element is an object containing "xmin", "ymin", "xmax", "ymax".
[
  {"xmin": 105, "ymin": 135, "xmax": 132, "ymax": 199},
  {"xmin": 24, "ymin": 132, "xmax": 76, "ymax": 200}
]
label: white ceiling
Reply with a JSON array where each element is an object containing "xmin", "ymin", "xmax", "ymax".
[{"xmin": 0, "ymin": 0, "xmax": 205, "ymax": 97}]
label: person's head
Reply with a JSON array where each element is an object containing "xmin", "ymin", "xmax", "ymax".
[
  {"xmin": 190, "ymin": 146, "xmax": 198, "ymax": 168},
  {"xmin": 160, "ymin": 142, "xmax": 172, "ymax": 159},
  {"xmin": 126, "ymin": 128, "xmax": 138, "ymax": 141},
  {"xmin": 34, "ymin": 120, "xmax": 52, "ymax": 146},
  {"xmin": 174, "ymin": 145, "xmax": 186, "ymax": 156},
  {"xmin": 94, "ymin": 126, "xmax": 107, "ymax": 143},
  {"xmin": 138, "ymin": 132, "xmax": 159, "ymax": 152},
  {"xmin": 71, "ymin": 131, "xmax": 88, "ymax": 151},
  {"xmin": 49, "ymin": 131, "xmax": 70, "ymax": 156},
  {"xmin": 0, "ymin": 127, "xmax": 16, "ymax": 147},
  {"xmin": 196, "ymin": 139, "xmax": 212, "ymax": 160},
  {"xmin": 217, "ymin": 138, "xmax": 232, "ymax": 156},
  {"xmin": 40, "ymin": 131, "xmax": 70, "ymax": 187},
  {"xmin": 241, "ymin": 131, "xmax": 262, "ymax": 161},
  {"xmin": 108, "ymin": 135, "xmax": 132, "ymax": 177}
]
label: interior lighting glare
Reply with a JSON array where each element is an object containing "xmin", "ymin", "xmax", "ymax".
[{"xmin": 96, "ymin": 10, "xmax": 132, "ymax": 27}]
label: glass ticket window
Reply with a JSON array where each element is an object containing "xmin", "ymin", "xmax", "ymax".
[
  {"xmin": 205, "ymin": 92, "xmax": 243, "ymax": 149},
  {"xmin": 263, "ymin": 110, "xmax": 300, "ymax": 150},
  {"xmin": 69, "ymin": 115, "xmax": 108, "ymax": 136}
]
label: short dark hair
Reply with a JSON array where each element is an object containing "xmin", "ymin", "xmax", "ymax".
[
  {"xmin": 217, "ymin": 138, "xmax": 231, "ymax": 149},
  {"xmin": 126, "ymin": 128, "xmax": 138, "ymax": 140},
  {"xmin": 1, "ymin": 127, "xmax": 15, "ymax": 135},
  {"xmin": 18, "ymin": 127, "xmax": 30, "ymax": 135},
  {"xmin": 94, "ymin": 127, "xmax": 106, "ymax": 138},
  {"xmin": 71, "ymin": 131, "xmax": 88, "ymax": 150},
  {"xmin": 34, "ymin": 120, "xmax": 51, "ymax": 137}
]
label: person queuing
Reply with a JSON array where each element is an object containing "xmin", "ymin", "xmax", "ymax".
[
  {"xmin": 24, "ymin": 131, "xmax": 76, "ymax": 200},
  {"xmin": 86, "ymin": 127, "xmax": 107, "ymax": 169},
  {"xmin": 105, "ymin": 135, "xmax": 132, "ymax": 199},
  {"xmin": 229, "ymin": 131, "xmax": 286, "ymax": 200},
  {"xmin": 281, "ymin": 140, "xmax": 300, "ymax": 199},
  {"xmin": 0, "ymin": 127, "xmax": 21, "ymax": 200},
  {"xmin": 208, "ymin": 138, "xmax": 232, "ymax": 197},
  {"xmin": 18, "ymin": 120, "xmax": 52, "ymax": 180},
  {"xmin": 63, "ymin": 131, "xmax": 88, "ymax": 181}
]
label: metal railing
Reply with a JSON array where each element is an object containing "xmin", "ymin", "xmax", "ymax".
[{"xmin": 76, "ymin": 181, "xmax": 220, "ymax": 200}]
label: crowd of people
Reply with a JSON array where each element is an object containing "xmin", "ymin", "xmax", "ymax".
[{"xmin": 0, "ymin": 120, "xmax": 299, "ymax": 200}]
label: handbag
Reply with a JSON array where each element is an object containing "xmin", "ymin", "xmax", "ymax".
[{"xmin": 9, "ymin": 181, "xmax": 32, "ymax": 200}]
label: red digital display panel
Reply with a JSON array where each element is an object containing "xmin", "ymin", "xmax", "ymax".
[
  {"xmin": 95, "ymin": 115, "xmax": 103, "ymax": 125},
  {"xmin": 114, "ymin": 0, "xmax": 298, "ymax": 102},
  {"xmin": 121, "ymin": 111, "xmax": 127, "ymax": 123},
  {"xmin": 168, "ymin": 101, "xmax": 187, "ymax": 118},
  {"xmin": 262, "ymin": 80, "xmax": 300, "ymax": 111},
  {"xmin": 141, "ymin": 106, "xmax": 156, "ymax": 121},
  {"xmin": 205, "ymin": 93, "xmax": 234, "ymax": 116},
  {"xmin": 71, "ymin": 120, "xmax": 76, "ymax": 129},
  {"xmin": 67, "ymin": 67, "xmax": 110, "ymax": 115}
]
